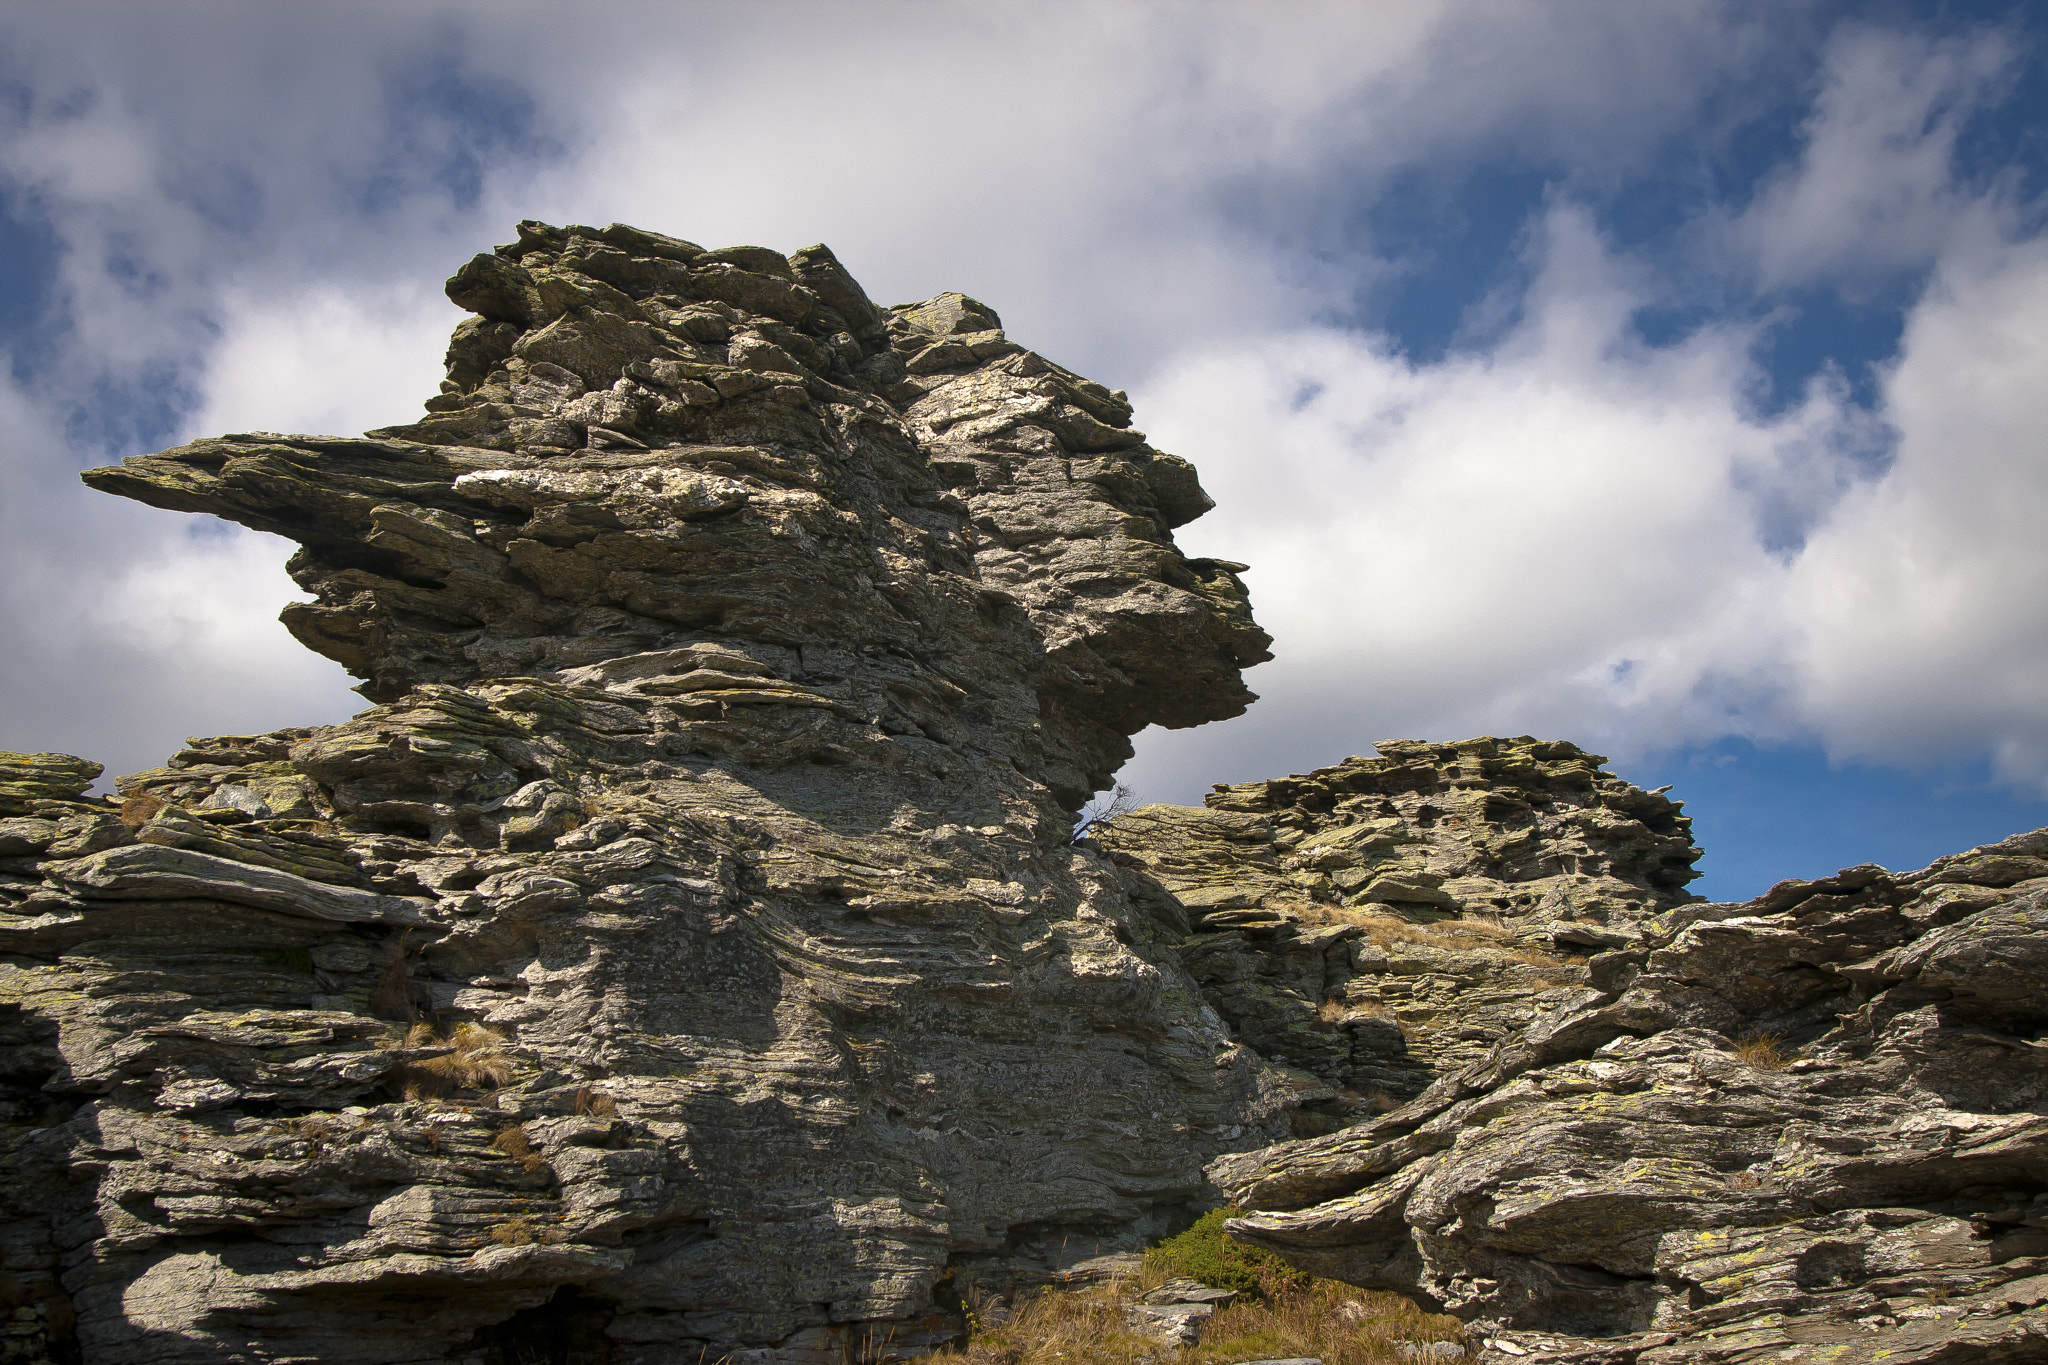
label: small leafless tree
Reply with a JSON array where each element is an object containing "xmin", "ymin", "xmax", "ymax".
[{"xmin": 1071, "ymin": 782, "xmax": 1139, "ymax": 843}]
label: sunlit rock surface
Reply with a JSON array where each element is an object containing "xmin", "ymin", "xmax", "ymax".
[
  {"xmin": 1097, "ymin": 739, "xmax": 1703, "ymax": 1125},
  {"xmin": 1212, "ymin": 830, "xmax": 2048, "ymax": 1362},
  {"xmin": 2, "ymin": 222, "xmax": 1278, "ymax": 1365}
]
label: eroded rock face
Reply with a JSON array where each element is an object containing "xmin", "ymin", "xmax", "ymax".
[
  {"xmin": 1097, "ymin": 739, "xmax": 1702, "ymax": 1124},
  {"xmin": 1, "ymin": 223, "xmax": 1280, "ymax": 1365},
  {"xmin": 1213, "ymin": 831, "xmax": 2048, "ymax": 1363}
]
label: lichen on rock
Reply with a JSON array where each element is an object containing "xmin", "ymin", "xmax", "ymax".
[
  {"xmin": 4, "ymin": 222, "xmax": 1282, "ymax": 1365},
  {"xmin": 7, "ymin": 218, "xmax": 2044, "ymax": 1365},
  {"xmin": 1097, "ymin": 738, "xmax": 1703, "ymax": 1125},
  {"xmin": 1210, "ymin": 831, "xmax": 2048, "ymax": 1361}
]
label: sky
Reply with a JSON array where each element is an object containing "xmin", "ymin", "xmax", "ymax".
[{"xmin": 1, "ymin": 1, "xmax": 2044, "ymax": 901}]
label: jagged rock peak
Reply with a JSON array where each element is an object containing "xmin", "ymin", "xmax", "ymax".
[
  {"xmin": 1191, "ymin": 736, "xmax": 1701, "ymax": 921},
  {"xmin": 1096, "ymin": 736, "xmax": 1704, "ymax": 1128},
  {"xmin": 83, "ymin": 220, "xmax": 1270, "ymax": 810}
]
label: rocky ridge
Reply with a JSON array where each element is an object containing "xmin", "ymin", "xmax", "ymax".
[
  {"xmin": 2, "ymin": 222, "xmax": 1282, "ymax": 1365},
  {"xmin": 1, "ymin": 216, "xmax": 2039, "ymax": 1365},
  {"xmin": 1211, "ymin": 828, "xmax": 2048, "ymax": 1362},
  {"xmin": 1097, "ymin": 739, "xmax": 1702, "ymax": 1123}
]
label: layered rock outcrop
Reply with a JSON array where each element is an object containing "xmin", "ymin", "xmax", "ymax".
[
  {"xmin": 1213, "ymin": 830, "xmax": 2048, "ymax": 1362},
  {"xmin": 8, "ymin": 216, "xmax": 2042, "ymax": 1365},
  {"xmin": 2, "ymin": 222, "xmax": 1280, "ymax": 1365},
  {"xmin": 1097, "ymin": 740, "xmax": 1702, "ymax": 1123}
]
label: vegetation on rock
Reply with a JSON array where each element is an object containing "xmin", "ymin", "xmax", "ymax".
[{"xmin": 933, "ymin": 1219, "xmax": 1463, "ymax": 1365}]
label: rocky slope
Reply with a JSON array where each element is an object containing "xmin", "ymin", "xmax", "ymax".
[
  {"xmin": 1212, "ymin": 830, "xmax": 2048, "ymax": 1362},
  {"xmin": 1, "ymin": 222, "xmax": 1282, "ymax": 1365},
  {"xmin": 1096, "ymin": 739, "xmax": 1702, "ymax": 1124}
]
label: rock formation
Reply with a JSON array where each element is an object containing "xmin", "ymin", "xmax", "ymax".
[
  {"xmin": 1211, "ymin": 829, "xmax": 2048, "ymax": 1362},
  {"xmin": 1, "ymin": 222, "xmax": 1282, "ymax": 1365},
  {"xmin": 1097, "ymin": 739, "xmax": 1702, "ymax": 1125},
  {"xmin": 4, "ymin": 217, "xmax": 2042, "ymax": 1365}
]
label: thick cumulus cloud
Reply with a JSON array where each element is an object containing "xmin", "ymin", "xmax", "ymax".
[
  {"xmin": 1123, "ymin": 25, "xmax": 2048, "ymax": 802},
  {"xmin": 1783, "ymin": 234, "xmax": 2048, "ymax": 784},
  {"xmin": 1124, "ymin": 207, "xmax": 1864, "ymax": 797},
  {"xmin": 0, "ymin": 2, "xmax": 2042, "ymax": 807}
]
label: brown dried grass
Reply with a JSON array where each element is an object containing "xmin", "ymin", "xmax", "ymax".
[
  {"xmin": 117, "ymin": 793, "xmax": 167, "ymax": 828},
  {"xmin": 1320, "ymin": 998, "xmax": 1404, "ymax": 1030},
  {"xmin": 1732, "ymin": 1032, "xmax": 1791, "ymax": 1071},
  {"xmin": 488, "ymin": 1217, "xmax": 535, "ymax": 1247},
  {"xmin": 385, "ymin": 1022, "xmax": 515, "ymax": 1099},
  {"xmin": 572, "ymin": 1084, "xmax": 617, "ymax": 1117},
  {"xmin": 931, "ymin": 1261, "xmax": 1462, "ymax": 1365},
  {"xmin": 490, "ymin": 1123, "xmax": 549, "ymax": 1173}
]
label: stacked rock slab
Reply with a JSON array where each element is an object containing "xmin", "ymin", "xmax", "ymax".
[
  {"xmin": 1096, "ymin": 739, "xmax": 1702, "ymax": 1122},
  {"xmin": 1212, "ymin": 830, "xmax": 2048, "ymax": 1362},
  {"xmin": 0, "ymin": 223, "xmax": 1283, "ymax": 1365}
]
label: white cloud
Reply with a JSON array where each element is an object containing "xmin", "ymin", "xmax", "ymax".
[
  {"xmin": 0, "ymin": 379, "xmax": 359, "ymax": 785},
  {"xmin": 1125, "ymin": 150, "xmax": 2048, "ymax": 805},
  {"xmin": 1783, "ymin": 233, "xmax": 2048, "ymax": 788},
  {"xmin": 0, "ymin": 2, "xmax": 2040, "ymax": 812},
  {"xmin": 1123, "ymin": 203, "xmax": 1870, "ymax": 799},
  {"xmin": 1732, "ymin": 25, "xmax": 2017, "ymax": 291},
  {"xmin": 184, "ymin": 283, "xmax": 456, "ymax": 441}
]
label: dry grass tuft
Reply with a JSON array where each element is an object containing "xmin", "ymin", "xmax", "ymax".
[
  {"xmin": 385, "ymin": 1022, "xmax": 516, "ymax": 1099},
  {"xmin": 293, "ymin": 1115, "xmax": 341, "ymax": 1150},
  {"xmin": 490, "ymin": 1123, "xmax": 549, "ymax": 1173},
  {"xmin": 929, "ymin": 1211, "xmax": 1462, "ymax": 1365},
  {"xmin": 1303, "ymin": 906, "xmax": 1570, "ymax": 970},
  {"xmin": 1732, "ymin": 1032, "xmax": 1791, "ymax": 1071},
  {"xmin": 488, "ymin": 1217, "xmax": 535, "ymax": 1247},
  {"xmin": 938, "ymin": 1275, "xmax": 1156, "ymax": 1365},
  {"xmin": 1191, "ymin": 1279, "xmax": 1465, "ymax": 1365},
  {"xmin": 572, "ymin": 1084, "xmax": 617, "ymax": 1118},
  {"xmin": 1323, "ymin": 998, "xmax": 1402, "ymax": 1034},
  {"xmin": 117, "ymin": 793, "xmax": 167, "ymax": 828},
  {"xmin": 1319, "ymin": 999, "xmax": 1419, "ymax": 1038},
  {"xmin": 931, "ymin": 1265, "xmax": 1463, "ymax": 1365}
]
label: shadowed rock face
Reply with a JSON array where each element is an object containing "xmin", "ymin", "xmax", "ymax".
[
  {"xmin": 1, "ymin": 223, "xmax": 1279, "ymax": 1365},
  {"xmin": 1211, "ymin": 830, "xmax": 2048, "ymax": 1362}
]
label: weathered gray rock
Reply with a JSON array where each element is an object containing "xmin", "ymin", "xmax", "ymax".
[
  {"xmin": 1098, "ymin": 739, "xmax": 1701, "ymax": 1126},
  {"xmin": 1125, "ymin": 1276, "xmax": 1239, "ymax": 1344},
  {"xmin": 1213, "ymin": 829, "xmax": 2048, "ymax": 1362},
  {"xmin": 2, "ymin": 223, "xmax": 1280, "ymax": 1365}
]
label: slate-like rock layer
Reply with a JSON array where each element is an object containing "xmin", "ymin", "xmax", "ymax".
[
  {"xmin": 1098, "ymin": 739, "xmax": 1703, "ymax": 1121},
  {"xmin": 2, "ymin": 223, "xmax": 1281, "ymax": 1365},
  {"xmin": 1213, "ymin": 829, "xmax": 2048, "ymax": 1363}
]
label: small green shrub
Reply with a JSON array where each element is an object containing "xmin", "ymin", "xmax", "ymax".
[{"xmin": 1144, "ymin": 1208, "xmax": 1308, "ymax": 1296}]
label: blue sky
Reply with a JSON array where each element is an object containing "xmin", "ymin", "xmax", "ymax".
[{"xmin": 1, "ymin": 2, "xmax": 2044, "ymax": 902}]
